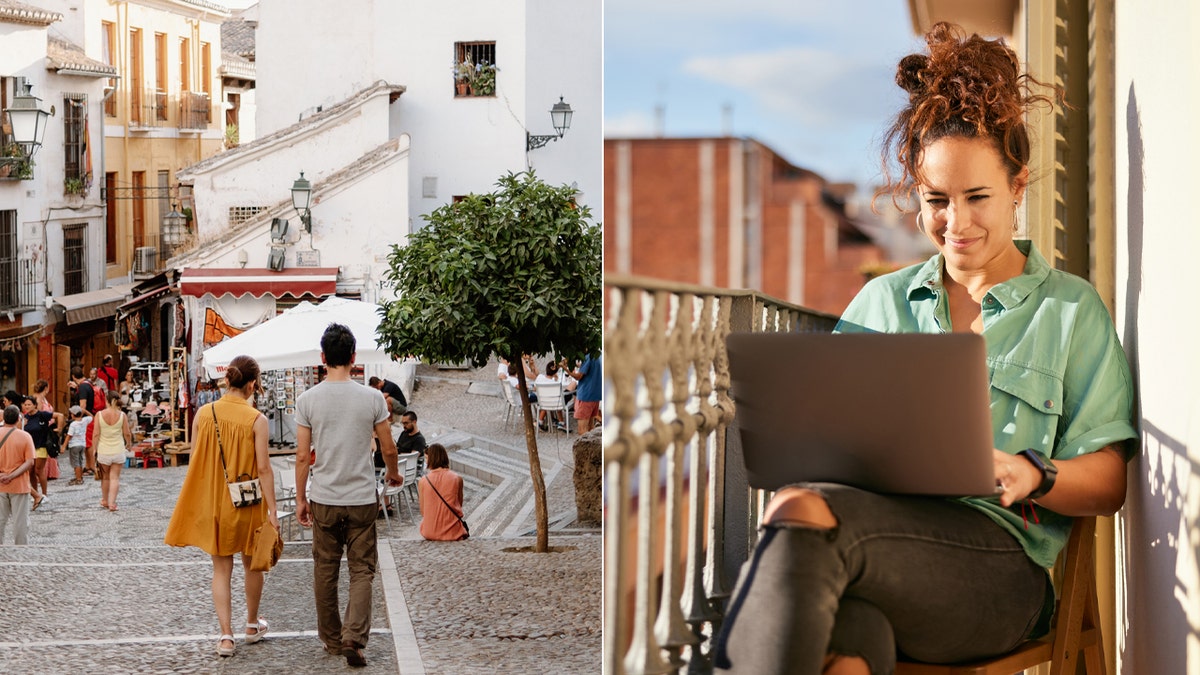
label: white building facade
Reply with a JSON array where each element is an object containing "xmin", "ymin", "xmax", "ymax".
[
  {"xmin": 170, "ymin": 0, "xmax": 601, "ymax": 394},
  {"xmin": 253, "ymin": 0, "xmax": 603, "ymax": 229}
]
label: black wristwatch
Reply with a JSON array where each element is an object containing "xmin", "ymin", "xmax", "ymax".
[{"xmin": 1018, "ymin": 449, "xmax": 1057, "ymax": 500}]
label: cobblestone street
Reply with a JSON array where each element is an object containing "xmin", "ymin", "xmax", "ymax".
[{"xmin": 0, "ymin": 361, "xmax": 601, "ymax": 673}]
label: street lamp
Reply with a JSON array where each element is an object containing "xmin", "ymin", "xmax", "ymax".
[
  {"xmin": 161, "ymin": 205, "xmax": 188, "ymax": 252},
  {"xmin": 527, "ymin": 96, "xmax": 574, "ymax": 151},
  {"xmin": 291, "ymin": 171, "xmax": 312, "ymax": 232},
  {"xmin": 3, "ymin": 80, "xmax": 53, "ymax": 156}
]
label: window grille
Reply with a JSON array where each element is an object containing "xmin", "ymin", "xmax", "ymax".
[
  {"xmin": 0, "ymin": 212, "xmax": 18, "ymax": 309},
  {"xmin": 63, "ymin": 224, "xmax": 87, "ymax": 295},
  {"xmin": 63, "ymin": 95, "xmax": 87, "ymax": 182},
  {"xmin": 453, "ymin": 41, "xmax": 497, "ymax": 97}
]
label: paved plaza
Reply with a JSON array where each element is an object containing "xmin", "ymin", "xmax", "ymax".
[{"xmin": 0, "ymin": 361, "xmax": 601, "ymax": 674}]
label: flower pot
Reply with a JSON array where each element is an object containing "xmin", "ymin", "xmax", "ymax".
[{"xmin": 456, "ymin": 81, "xmax": 470, "ymax": 97}]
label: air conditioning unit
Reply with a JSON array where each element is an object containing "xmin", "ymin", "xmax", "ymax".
[{"xmin": 133, "ymin": 246, "xmax": 157, "ymax": 275}]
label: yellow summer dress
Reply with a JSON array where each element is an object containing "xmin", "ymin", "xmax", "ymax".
[{"xmin": 164, "ymin": 395, "xmax": 268, "ymax": 556}]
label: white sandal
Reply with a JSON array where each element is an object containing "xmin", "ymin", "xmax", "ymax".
[
  {"xmin": 217, "ymin": 634, "xmax": 235, "ymax": 657},
  {"xmin": 245, "ymin": 618, "xmax": 269, "ymax": 644}
]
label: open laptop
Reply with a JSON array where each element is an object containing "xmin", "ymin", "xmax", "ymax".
[{"xmin": 725, "ymin": 332, "xmax": 998, "ymax": 496}]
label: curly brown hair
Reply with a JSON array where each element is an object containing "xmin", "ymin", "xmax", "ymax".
[{"xmin": 879, "ymin": 22, "xmax": 1059, "ymax": 208}]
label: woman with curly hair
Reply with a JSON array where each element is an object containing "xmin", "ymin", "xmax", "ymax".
[{"xmin": 713, "ymin": 23, "xmax": 1137, "ymax": 675}]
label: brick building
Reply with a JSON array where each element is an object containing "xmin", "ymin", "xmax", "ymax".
[{"xmin": 604, "ymin": 137, "xmax": 885, "ymax": 316}]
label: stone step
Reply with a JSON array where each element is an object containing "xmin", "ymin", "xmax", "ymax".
[{"xmin": 450, "ymin": 445, "xmax": 532, "ymax": 485}]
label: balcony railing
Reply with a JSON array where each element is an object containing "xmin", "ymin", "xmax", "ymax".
[
  {"xmin": 179, "ymin": 91, "xmax": 211, "ymax": 131},
  {"xmin": 132, "ymin": 88, "xmax": 166, "ymax": 129},
  {"xmin": 603, "ymin": 274, "xmax": 837, "ymax": 674},
  {"xmin": 0, "ymin": 259, "xmax": 41, "ymax": 313}
]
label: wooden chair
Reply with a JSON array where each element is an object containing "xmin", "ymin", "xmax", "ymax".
[{"xmin": 896, "ymin": 516, "xmax": 1105, "ymax": 675}]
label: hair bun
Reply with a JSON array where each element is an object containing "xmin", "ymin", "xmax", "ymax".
[{"xmin": 896, "ymin": 54, "xmax": 929, "ymax": 95}]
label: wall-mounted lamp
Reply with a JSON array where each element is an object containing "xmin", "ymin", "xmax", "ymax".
[
  {"xmin": 291, "ymin": 171, "xmax": 313, "ymax": 232},
  {"xmin": 161, "ymin": 204, "xmax": 188, "ymax": 253},
  {"xmin": 3, "ymin": 79, "xmax": 53, "ymax": 157},
  {"xmin": 526, "ymin": 96, "xmax": 573, "ymax": 151}
]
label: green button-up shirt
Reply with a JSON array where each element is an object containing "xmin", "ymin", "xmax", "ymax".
[{"xmin": 836, "ymin": 240, "xmax": 1137, "ymax": 568}]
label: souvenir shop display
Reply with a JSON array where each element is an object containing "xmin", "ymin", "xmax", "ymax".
[{"xmin": 258, "ymin": 366, "xmax": 316, "ymax": 447}]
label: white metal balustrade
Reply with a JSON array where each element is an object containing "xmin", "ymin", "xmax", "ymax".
[{"xmin": 603, "ymin": 274, "xmax": 837, "ymax": 674}]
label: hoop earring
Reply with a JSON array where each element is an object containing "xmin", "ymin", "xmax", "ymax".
[{"xmin": 916, "ymin": 212, "xmax": 925, "ymax": 234}]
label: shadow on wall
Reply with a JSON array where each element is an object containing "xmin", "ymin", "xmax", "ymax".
[{"xmin": 1119, "ymin": 83, "xmax": 1199, "ymax": 675}]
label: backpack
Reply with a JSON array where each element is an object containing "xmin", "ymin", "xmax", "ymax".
[
  {"xmin": 44, "ymin": 424, "xmax": 60, "ymax": 458},
  {"xmin": 93, "ymin": 386, "xmax": 106, "ymax": 412}
]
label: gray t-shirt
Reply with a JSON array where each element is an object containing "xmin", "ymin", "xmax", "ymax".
[{"xmin": 295, "ymin": 379, "xmax": 388, "ymax": 506}]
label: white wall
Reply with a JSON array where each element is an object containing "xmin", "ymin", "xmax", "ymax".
[
  {"xmin": 524, "ymin": 0, "xmax": 603, "ymax": 219},
  {"xmin": 253, "ymin": 0, "xmax": 601, "ymax": 230},
  {"xmin": 1113, "ymin": 2, "xmax": 1200, "ymax": 673},
  {"xmin": 189, "ymin": 91, "xmax": 393, "ymax": 237}
]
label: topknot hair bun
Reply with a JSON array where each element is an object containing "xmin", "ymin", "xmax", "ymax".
[{"xmin": 896, "ymin": 54, "xmax": 929, "ymax": 97}]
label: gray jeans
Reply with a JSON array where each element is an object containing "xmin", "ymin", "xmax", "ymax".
[
  {"xmin": 0, "ymin": 492, "xmax": 31, "ymax": 545},
  {"xmin": 713, "ymin": 484, "xmax": 1053, "ymax": 675}
]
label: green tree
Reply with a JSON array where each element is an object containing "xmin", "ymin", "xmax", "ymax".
[{"xmin": 377, "ymin": 171, "xmax": 602, "ymax": 552}]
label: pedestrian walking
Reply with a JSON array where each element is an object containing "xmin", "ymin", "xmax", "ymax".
[
  {"xmin": 33, "ymin": 380, "xmax": 60, "ymax": 481},
  {"xmin": 164, "ymin": 355, "xmax": 278, "ymax": 658},
  {"xmin": 0, "ymin": 406, "xmax": 34, "ymax": 545},
  {"xmin": 22, "ymin": 392, "xmax": 62, "ymax": 511},
  {"xmin": 64, "ymin": 406, "xmax": 92, "ymax": 485},
  {"xmin": 295, "ymin": 323, "xmax": 401, "ymax": 668},
  {"xmin": 93, "ymin": 390, "xmax": 131, "ymax": 512},
  {"xmin": 570, "ymin": 354, "xmax": 602, "ymax": 434}
]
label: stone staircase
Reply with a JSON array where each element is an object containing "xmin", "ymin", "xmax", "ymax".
[{"xmin": 427, "ymin": 426, "xmax": 586, "ymax": 538}]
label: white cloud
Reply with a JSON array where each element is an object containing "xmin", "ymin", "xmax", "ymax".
[
  {"xmin": 603, "ymin": 109, "xmax": 659, "ymax": 138},
  {"xmin": 682, "ymin": 47, "xmax": 902, "ymax": 128}
]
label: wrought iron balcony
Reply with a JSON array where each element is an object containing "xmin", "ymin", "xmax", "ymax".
[
  {"xmin": 179, "ymin": 91, "xmax": 211, "ymax": 131},
  {"xmin": 603, "ymin": 274, "xmax": 837, "ymax": 674},
  {"xmin": 0, "ymin": 259, "xmax": 42, "ymax": 313}
]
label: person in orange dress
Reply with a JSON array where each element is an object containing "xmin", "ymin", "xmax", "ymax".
[
  {"xmin": 164, "ymin": 355, "xmax": 277, "ymax": 658},
  {"xmin": 417, "ymin": 443, "xmax": 467, "ymax": 541}
]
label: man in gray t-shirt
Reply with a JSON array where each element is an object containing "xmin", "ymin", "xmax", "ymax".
[{"xmin": 295, "ymin": 323, "xmax": 400, "ymax": 668}]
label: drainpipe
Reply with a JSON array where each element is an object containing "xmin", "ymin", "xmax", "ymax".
[{"xmin": 99, "ymin": 82, "xmax": 117, "ymax": 287}]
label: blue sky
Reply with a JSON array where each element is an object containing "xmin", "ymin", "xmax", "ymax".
[{"xmin": 604, "ymin": 1, "xmax": 926, "ymax": 188}]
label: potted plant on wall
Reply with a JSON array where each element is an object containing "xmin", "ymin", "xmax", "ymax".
[
  {"xmin": 0, "ymin": 143, "xmax": 21, "ymax": 179},
  {"xmin": 469, "ymin": 60, "xmax": 498, "ymax": 96},
  {"xmin": 453, "ymin": 57, "xmax": 475, "ymax": 96}
]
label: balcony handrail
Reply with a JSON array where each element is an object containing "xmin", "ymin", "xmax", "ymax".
[
  {"xmin": 179, "ymin": 90, "xmax": 211, "ymax": 130},
  {"xmin": 603, "ymin": 274, "xmax": 837, "ymax": 674}
]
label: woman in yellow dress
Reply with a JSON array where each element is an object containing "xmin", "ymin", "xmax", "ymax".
[{"xmin": 164, "ymin": 355, "xmax": 277, "ymax": 658}]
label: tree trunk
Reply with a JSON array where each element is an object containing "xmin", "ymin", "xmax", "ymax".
[{"xmin": 514, "ymin": 356, "xmax": 550, "ymax": 552}]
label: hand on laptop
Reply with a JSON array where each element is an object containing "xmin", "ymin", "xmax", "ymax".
[{"xmin": 992, "ymin": 449, "xmax": 1042, "ymax": 507}]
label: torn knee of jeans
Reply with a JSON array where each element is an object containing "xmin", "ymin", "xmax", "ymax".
[
  {"xmin": 762, "ymin": 486, "xmax": 839, "ymax": 533},
  {"xmin": 825, "ymin": 652, "xmax": 880, "ymax": 675}
]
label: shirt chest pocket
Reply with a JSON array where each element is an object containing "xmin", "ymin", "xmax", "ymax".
[{"xmin": 989, "ymin": 363, "xmax": 1065, "ymax": 452}]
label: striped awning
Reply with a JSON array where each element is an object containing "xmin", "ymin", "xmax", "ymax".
[
  {"xmin": 179, "ymin": 267, "xmax": 338, "ymax": 298},
  {"xmin": 52, "ymin": 284, "xmax": 135, "ymax": 325}
]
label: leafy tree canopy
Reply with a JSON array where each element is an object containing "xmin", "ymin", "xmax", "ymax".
[{"xmin": 378, "ymin": 171, "xmax": 602, "ymax": 367}]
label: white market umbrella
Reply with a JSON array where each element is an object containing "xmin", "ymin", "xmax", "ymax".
[{"xmin": 201, "ymin": 296, "xmax": 392, "ymax": 378}]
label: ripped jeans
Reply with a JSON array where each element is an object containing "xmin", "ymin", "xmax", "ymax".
[{"xmin": 713, "ymin": 484, "xmax": 1053, "ymax": 675}]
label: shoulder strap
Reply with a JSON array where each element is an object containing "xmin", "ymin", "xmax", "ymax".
[
  {"xmin": 423, "ymin": 474, "xmax": 464, "ymax": 519},
  {"xmin": 0, "ymin": 427, "xmax": 15, "ymax": 450},
  {"xmin": 212, "ymin": 404, "xmax": 232, "ymax": 483}
]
